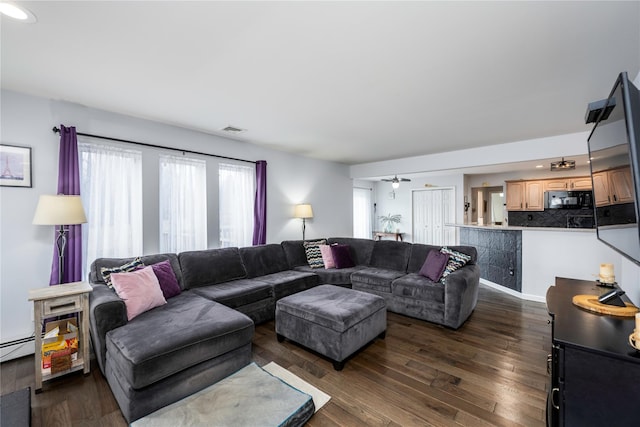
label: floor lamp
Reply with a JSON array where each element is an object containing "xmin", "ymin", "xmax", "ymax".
[
  {"xmin": 33, "ymin": 195, "xmax": 87, "ymax": 285},
  {"xmin": 293, "ymin": 204, "xmax": 313, "ymax": 241}
]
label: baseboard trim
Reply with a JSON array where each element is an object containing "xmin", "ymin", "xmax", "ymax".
[{"xmin": 480, "ymin": 279, "xmax": 546, "ymax": 303}]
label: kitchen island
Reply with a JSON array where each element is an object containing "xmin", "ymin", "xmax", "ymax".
[{"xmin": 451, "ymin": 224, "xmax": 620, "ymax": 301}]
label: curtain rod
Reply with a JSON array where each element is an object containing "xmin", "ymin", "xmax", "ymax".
[{"xmin": 52, "ymin": 126, "xmax": 256, "ymax": 164}]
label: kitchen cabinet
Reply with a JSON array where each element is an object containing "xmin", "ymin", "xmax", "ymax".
[
  {"xmin": 608, "ymin": 167, "xmax": 634, "ymax": 203},
  {"xmin": 543, "ymin": 176, "xmax": 592, "ymax": 191},
  {"xmin": 505, "ymin": 182, "xmax": 525, "ymax": 210},
  {"xmin": 592, "ymin": 172, "xmax": 610, "ymax": 206},
  {"xmin": 593, "ymin": 167, "xmax": 633, "ymax": 206},
  {"xmin": 568, "ymin": 177, "xmax": 592, "ymax": 190},
  {"xmin": 506, "ymin": 180, "xmax": 544, "ymax": 211}
]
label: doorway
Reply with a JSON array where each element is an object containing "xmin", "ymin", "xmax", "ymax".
[
  {"xmin": 412, "ymin": 187, "xmax": 456, "ymax": 245},
  {"xmin": 471, "ymin": 186, "xmax": 504, "ymax": 225}
]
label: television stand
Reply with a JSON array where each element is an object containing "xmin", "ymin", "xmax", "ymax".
[{"xmin": 546, "ymin": 277, "xmax": 640, "ymax": 427}]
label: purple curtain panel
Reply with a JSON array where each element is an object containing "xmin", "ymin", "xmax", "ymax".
[{"xmin": 252, "ymin": 160, "xmax": 267, "ymax": 245}]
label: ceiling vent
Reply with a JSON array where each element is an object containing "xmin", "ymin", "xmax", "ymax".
[
  {"xmin": 550, "ymin": 158, "xmax": 576, "ymax": 171},
  {"xmin": 221, "ymin": 125, "xmax": 246, "ymax": 133}
]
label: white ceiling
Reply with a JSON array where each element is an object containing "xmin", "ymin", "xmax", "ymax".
[{"xmin": 2, "ymin": 1, "xmax": 639, "ymax": 165}]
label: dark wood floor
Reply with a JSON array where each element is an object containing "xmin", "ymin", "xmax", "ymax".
[{"xmin": 1, "ymin": 284, "xmax": 551, "ymax": 426}]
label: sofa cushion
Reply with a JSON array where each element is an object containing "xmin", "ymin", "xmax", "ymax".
[
  {"xmin": 100, "ymin": 257, "xmax": 145, "ymax": 289},
  {"xmin": 440, "ymin": 247, "xmax": 472, "ymax": 284},
  {"xmin": 239, "ymin": 244, "xmax": 290, "ymax": 278},
  {"xmin": 331, "ymin": 244, "xmax": 355, "ymax": 269},
  {"xmin": 191, "ymin": 278, "xmax": 273, "ymax": 309},
  {"xmin": 392, "ymin": 273, "xmax": 445, "ymax": 303},
  {"xmin": 110, "ymin": 266, "xmax": 167, "ymax": 321},
  {"xmin": 419, "ymin": 250, "xmax": 449, "ymax": 282},
  {"xmin": 91, "ymin": 253, "xmax": 183, "ymax": 289},
  {"xmin": 304, "ymin": 240, "xmax": 326, "ymax": 268},
  {"xmin": 139, "ymin": 260, "xmax": 182, "ymax": 299},
  {"xmin": 369, "ymin": 240, "xmax": 412, "ymax": 271},
  {"xmin": 281, "ymin": 240, "xmax": 318, "ymax": 268},
  {"xmin": 327, "ymin": 237, "xmax": 375, "ymax": 266},
  {"xmin": 293, "ymin": 265, "xmax": 366, "ymax": 286},
  {"xmin": 105, "ymin": 292, "xmax": 254, "ymax": 390},
  {"xmin": 319, "ymin": 244, "xmax": 336, "ymax": 269},
  {"xmin": 179, "ymin": 248, "xmax": 247, "ymax": 289},
  {"xmin": 351, "ymin": 267, "xmax": 407, "ymax": 293},
  {"xmin": 407, "ymin": 244, "xmax": 477, "ymax": 273},
  {"xmin": 256, "ymin": 270, "xmax": 319, "ymax": 300}
]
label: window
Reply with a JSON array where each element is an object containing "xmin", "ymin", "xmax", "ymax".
[
  {"xmin": 79, "ymin": 142, "xmax": 143, "ymax": 277},
  {"xmin": 219, "ymin": 163, "xmax": 255, "ymax": 248},
  {"xmin": 353, "ymin": 187, "xmax": 372, "ymax": 238},
  {"xmin": 159, "ymin": 155, "xmax": 207, "ymax": 253}
]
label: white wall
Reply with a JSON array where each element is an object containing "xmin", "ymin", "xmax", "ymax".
[
  {"xmin": 0, "ymin": 89, "xmax": 352, "ymax": 360},
  {"xmin": 350, "ymin": 131, "xmax": 590, "ymax": 179},
  {"xmin": 521, "ymin": 230, "xmax": 639, "ymax": 305}
]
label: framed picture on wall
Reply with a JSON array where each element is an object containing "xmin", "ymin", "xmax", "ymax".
[{"xmin": 0, "ymin": 144, "xmax": 32, "ymax": 188}]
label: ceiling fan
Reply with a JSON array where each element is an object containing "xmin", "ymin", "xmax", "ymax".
[
  {"xmin": 550, "ymin": 157, "xmax": 576, "ymax": 171},
  {"xmin": 381, "ymin": 175, "xmax": 411, "ymax": 189}
]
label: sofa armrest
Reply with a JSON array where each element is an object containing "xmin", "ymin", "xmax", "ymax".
[
  {"xmin": 89, "ymin": 283, "xmax": 127, "ymax": 375},
  {"xmin": 442, "ymin": 264, "xmax": 480, "ymax": 329}
]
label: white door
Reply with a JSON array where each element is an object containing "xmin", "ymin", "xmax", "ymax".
[{"xmin": 412, "ymin": 188, "xmax": 456, "ymax": 245}]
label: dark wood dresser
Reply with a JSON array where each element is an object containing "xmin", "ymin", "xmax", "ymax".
[{"xmin": 546, "ymin": 277, "xmax": 640, "ymax": 427}]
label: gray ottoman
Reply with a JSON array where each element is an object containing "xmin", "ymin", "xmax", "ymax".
[{"xmin": 275, "ymin": 284, "xmax": 386, "ymax": 370}]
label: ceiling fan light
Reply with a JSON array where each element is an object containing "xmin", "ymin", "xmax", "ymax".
[{"xmin": 392, "ymin": 181, "xmax": 400, "ymax": 189}]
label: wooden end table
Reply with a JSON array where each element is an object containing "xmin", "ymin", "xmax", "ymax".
[{"xmin": 28, "ymin": 281, "xmax": 92, "ymax": 393}]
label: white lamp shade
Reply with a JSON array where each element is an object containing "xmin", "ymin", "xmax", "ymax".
[
  {"xmin": 293, "ymin": 203, "xmax": 313, "ymax": 219},
  {"xmin": 33, "ymin": 195, "xmax": 87, "ymax": 225}
]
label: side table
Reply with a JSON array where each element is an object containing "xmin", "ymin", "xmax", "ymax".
[{"xmin": 28, "ymin": 281, "xmax": 92, "ymax": 393}]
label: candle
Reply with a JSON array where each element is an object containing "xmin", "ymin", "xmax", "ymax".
[{"xmin": 599, "ymin": 263, "xmax": 615, "ymax": 283}]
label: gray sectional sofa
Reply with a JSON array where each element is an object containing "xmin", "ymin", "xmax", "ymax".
[{"xmin": 88, "ymin": 237, "xmax": 479, "ymax": 422}]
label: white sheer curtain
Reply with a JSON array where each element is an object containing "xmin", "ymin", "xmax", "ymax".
[
  {"xmin": 353, "ymin": 187, "xmax": 373, "ymax": 238},
  {"xmin": 159, "ymin": 155, "xmax": 207, "ymax": 253},
  {"xmin": 219, "ymin": 163, "xmax": 255, "ymax": 248},
  {"xmin": 78, "ymin": 142, "xmax": 143, "ymax": 277}
]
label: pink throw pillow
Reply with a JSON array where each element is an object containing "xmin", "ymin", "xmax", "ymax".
[
  {"xmin": 110, "ymin": 266, "xmax": 167, "ymax": 321},
  {"xmin": 319, "ymin": 244, "xmax": 336, "ymax": 269}
]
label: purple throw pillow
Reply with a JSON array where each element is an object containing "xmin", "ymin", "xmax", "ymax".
[
  {"xmin": 150, "ymin": 260, "xmax": 182, "ymax": 299},
  {"xmin": 419, "ymin": 250, "xmax": 450, "ymax": 282},
  {"xmin": 330, "ymin": 244, "xmax": 355, "ymax": 269},
  {"xmin": 135, "ymin": 260, "xmax": 181, "ymax": 299}
]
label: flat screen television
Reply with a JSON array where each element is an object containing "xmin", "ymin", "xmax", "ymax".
[{"xmin": 587, "ymin": 71, "xmax": 640, "ymax": 265}]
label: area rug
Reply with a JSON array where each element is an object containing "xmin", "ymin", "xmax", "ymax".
[
  {"xmin": 262, "ymin": 361, "xmax": 331, "ymax": 412},
  {"xmin": 132, "ymin": 362, "xmax": 330, "ymax": 427},
  {"xmin": 0, "ymin": 387, "xmax": 31, "ymax": 427}
]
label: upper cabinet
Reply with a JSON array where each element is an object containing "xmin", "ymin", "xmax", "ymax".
[
  {"xmin": 543, "ymin": 176, "xmax": 593, "ymax": 191},
  {"xmin": 506, "ymin": 180, "xmax": 544, "ymax": 211},
  {"xmin": 594, "ymin": 167, "xmax": 634, "ymax": 207}
]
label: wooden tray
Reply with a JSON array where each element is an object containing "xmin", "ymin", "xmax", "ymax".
[{"xmin": 572, "ymin": 294, "xmax": 639, "ymax": 317}]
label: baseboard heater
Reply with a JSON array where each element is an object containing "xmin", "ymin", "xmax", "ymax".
[
  {"xmin": 1, "ymin": 336, "xmax": 36, "ymax": 362},
  {"xmin": 1, "ymin": 336, "xmax": 35, "ymax": 349}
]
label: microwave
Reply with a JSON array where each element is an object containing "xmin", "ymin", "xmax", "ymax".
[{"xmin": 544, "ymin": 191, "xmax": 594, "ymax": 209}]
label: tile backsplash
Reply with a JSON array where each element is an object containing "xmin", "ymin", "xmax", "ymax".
[{"xmin": 507, "ymin": 208, "xmax": 594, "ymax": 228}]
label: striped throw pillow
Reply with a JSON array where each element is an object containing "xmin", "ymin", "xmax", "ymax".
[
  {"xmin": 304, "ymin": 239, "xmax": 327, "ymax": 269},
  {"xmin": 101, "ymin": 257, "xmax": 145, "ymax": 289},
  {"xmin": 439, "ymin": 247, "xmax": 471, "ymax": 284}
]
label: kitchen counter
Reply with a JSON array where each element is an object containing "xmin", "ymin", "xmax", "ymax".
[{"xmin": 449, "ymin": 223, "xmax": 595, "ymax": 232}]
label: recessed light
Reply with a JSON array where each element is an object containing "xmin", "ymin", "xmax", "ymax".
[
  {"xmin": 0, "ymin": 2, "xmax": 37, "ymax": 23},
  {"xmin": 535, "ymin": 165, "xmax": 544, "ymax": 169}
]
